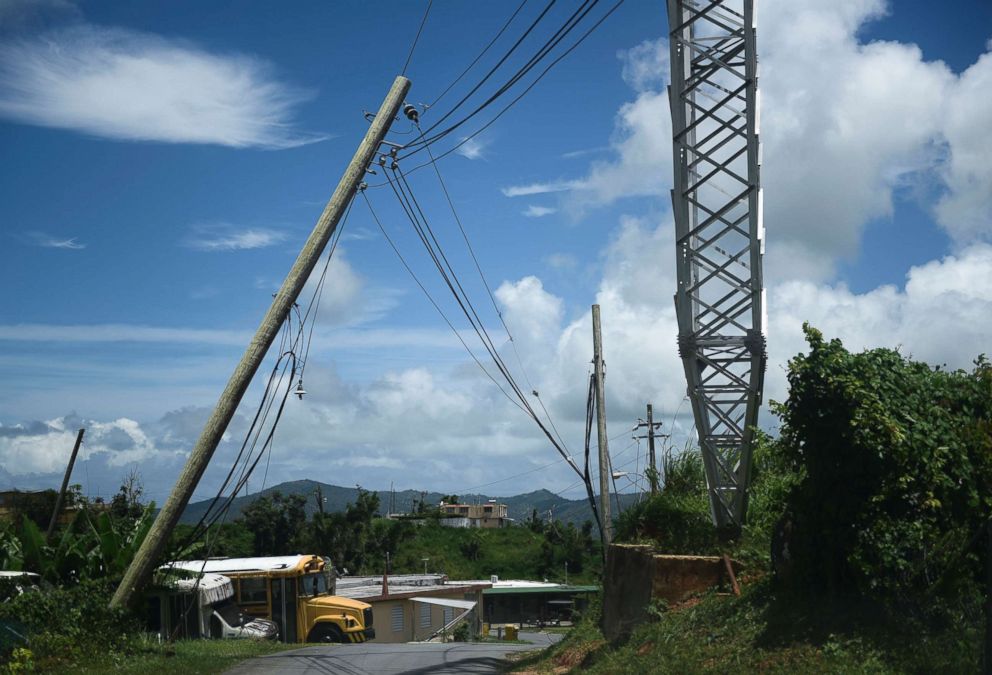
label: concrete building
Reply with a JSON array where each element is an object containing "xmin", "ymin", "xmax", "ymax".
[
  {"xmin": 335, "ymin": 574, "xmax": 491, "ymax": 643},
  {"xmin": 478, "ymin": 579, "xmax": 598, "ymax": 626},
  {"xmin": 438, "ymin": 501, "xmax": 509, "ymax": 528}
]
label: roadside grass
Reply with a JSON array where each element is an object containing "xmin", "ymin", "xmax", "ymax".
[
  {"xmin": 66, "ymin": 637, "xmax": 293, "ymax": 675},
  {"xmin": 508, "ymin": 579, "xmax": 981, "ymax": 674}
]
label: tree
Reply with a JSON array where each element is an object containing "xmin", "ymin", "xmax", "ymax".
[
  {"xmin": 109, "ymin": 469, "xmax": 145, "ymax": 522},
  {"xmin": 774, "ymin": 324, "xmax": 992, "ymax": 598},
  {"xmin": 240, "ymin": 491, "xmax": 307, "ymax": 556}
]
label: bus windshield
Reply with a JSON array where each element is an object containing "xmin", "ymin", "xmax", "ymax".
[
  {"xmin": 299, "ymin": 572, "xmax": 328, "ymax": 597},
  {"xmin": 213, "ymin": 597, "xmax": 246, "ymax": 628}
]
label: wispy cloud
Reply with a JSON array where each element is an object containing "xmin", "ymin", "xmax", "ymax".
[
  {"xmin": 523, "ymin": 205, "xmax": 557, "ymax": 218},
  {"xmin": 0, "ymin": 323, "xmax": 251, "ymax": 345},
  {"xmin": 0, "ymin": 24, "xmax": 326, "ymax": 148},
  {"xmin": 0, "ymin": 0, "xmax": 79, "ymax": 30},
  {"xmin": 501, "ymin": 180, "xmax": 578, "ymax": 198},
  {"xmin": 455, "ymin": 136, "xmax": 489, "ymax": 160},
  {"xmin": 0, "ymin": 322, "xmax": 471, "ymax": 350},
  {"xmin": 341, "ymin": 227, "xmax": 377, "ymax": 242},
  {"xmin": 561, "ymin": 146, "xmax": 609, "ymax": 159},
  {"xmin": 182, "ymin": 224, "xmax": 286, "ymax": 251},
  {"xmin": 544, "ymin": 252, "xmax": 577, "ymax": 270},
  {"xmin": 25, "ymin": 231, "xmax": 86, "ymax": 249}
]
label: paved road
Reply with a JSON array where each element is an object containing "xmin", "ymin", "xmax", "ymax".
[{"xmin": 225, "ymin": 632, "xmax": 562, "ymax": 675}]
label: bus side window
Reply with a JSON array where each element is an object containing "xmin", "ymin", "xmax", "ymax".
[{"xmin": 239, "ymin": 577, "xmax": 267, "ymax": 604}]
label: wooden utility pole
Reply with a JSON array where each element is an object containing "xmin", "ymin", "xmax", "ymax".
[
  {"xmin": 591, "ymin": 304, "xmax": 612, "ymax": 545},
  {"xmin": 635, "ymin": 405, "xmax": 666, "ymax": 494},
  {"xmin": 646, "ymin": 404, "xmax": 657, "ymax": 494},
  {"xmin": 111, "ymin": 75, "xmax": 412, "ymax": 609},
  {"xmin": 46, "ymin": 428, "xmax": 84, "ymax": 542}
]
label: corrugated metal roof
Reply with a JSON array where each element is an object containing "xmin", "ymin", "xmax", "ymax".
[{"xmin": 483, "ymin": 584, "xmax": 599, "ymax": 595}]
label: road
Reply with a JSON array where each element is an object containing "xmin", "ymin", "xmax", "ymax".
[{"xmin": 225, "ymin": 632, "xmax": 562, "ymax": 675}]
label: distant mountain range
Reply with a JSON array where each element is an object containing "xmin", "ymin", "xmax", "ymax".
[{"xmin": 180, "ymin": 479, "xmax": 642, "ymax": 526}]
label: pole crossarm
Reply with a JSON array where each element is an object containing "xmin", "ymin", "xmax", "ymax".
[{"xmin": 668, "ymin": 0, "xmax": 765, "ymax": 531}]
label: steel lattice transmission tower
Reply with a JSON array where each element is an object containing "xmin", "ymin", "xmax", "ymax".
[{"xmin": 667, "ymin": 0, "xmax": 766, "ymax": 531}]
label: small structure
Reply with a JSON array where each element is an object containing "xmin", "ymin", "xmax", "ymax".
[
  {"xmin": 335, "ymin": 573, "xmax": 491, "ymax": 643},
  {"xmin": 480, "ymin": 579, "xmax": 598, "ymax": 626},
  {"xmin": 438, "ymin": 500, "xmax": 509, "ymax": 528}
]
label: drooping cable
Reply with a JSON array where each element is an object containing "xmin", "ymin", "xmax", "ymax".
[
  {"xmin": 172, "ymin": 196, "xmax": 358, "ymax": 556},
  {"xmin": 380, "ymin": 163, "xmax": 585, "ymax": 481},
  {"xmin": 360, "ymin": 188, "xmax": 529, "ymax": 414}
]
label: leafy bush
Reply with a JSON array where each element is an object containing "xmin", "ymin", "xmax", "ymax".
[
  {"xmin": 774, "ymin": 324, "xmax": 992, "ymax": 600},
  {"xmin": 614, "ymin": 450, "xmax": 720, "ymax": 554},
  {"xmin": 0, "ymin": 580, "xmax": 140, "ymax": 667}
]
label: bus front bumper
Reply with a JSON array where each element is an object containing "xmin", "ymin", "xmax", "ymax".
[{"xmin": 344, "ymin": 627, "xmax": 375, "ymax": 643}]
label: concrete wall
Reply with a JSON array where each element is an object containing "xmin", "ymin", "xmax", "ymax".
[{"xmin": 601, "ymin": 544, "xmax": 739, "ymax": 642}]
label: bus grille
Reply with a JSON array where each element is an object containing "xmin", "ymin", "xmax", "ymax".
[{"xmin": 363, "ymin": 607, "xmax": 373, "ymax": 628}]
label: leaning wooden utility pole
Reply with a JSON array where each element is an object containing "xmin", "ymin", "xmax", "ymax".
[
  {"xmin": 111, "ymin": 75, "xmax": 411, "ymax": 609},
  {"xmin": 46, "ymin": 428, "xmax": 85, "ymax": 542},
  {"xmin": 591, "ymin": 304, "xmax": 612, "ymax": 545}
]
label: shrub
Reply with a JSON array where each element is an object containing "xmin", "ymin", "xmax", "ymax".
[
  {"xmin": 774, "ymin": 324, "xmax": 992, "ymax": 600},
  {"xmin": 614, "ymin": 450, "xmax": 720, "ymax": 554},
  {"xmin": 0, "ymin": 580, "xmax": 140, "ymax": 666}
]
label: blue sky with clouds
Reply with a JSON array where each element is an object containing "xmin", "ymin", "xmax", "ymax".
[{"xmin": 1, "ymin": 0, "xmax": 990, "ymax": 505}]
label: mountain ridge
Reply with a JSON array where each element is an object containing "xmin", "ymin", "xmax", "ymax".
[{"xmin": 180, "ymin": 479, "xmax": 639, "ymax": 526}]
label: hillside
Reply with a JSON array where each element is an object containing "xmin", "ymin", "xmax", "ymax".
[{"xmin": 179, "ymin": 479, "xmax": 640, "ymax": 526}]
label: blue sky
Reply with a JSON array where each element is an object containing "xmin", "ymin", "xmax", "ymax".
[{"xmin": 1, "ymin": 0, "xmax": 990, "ymax": 506}]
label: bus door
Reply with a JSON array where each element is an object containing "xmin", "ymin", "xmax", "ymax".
[{"xmin": 271, "ymin": 577, "xmax": 298, "ymax": 643}]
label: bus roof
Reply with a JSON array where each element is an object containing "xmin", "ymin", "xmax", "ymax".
[{"xmin": 170, "ymin": 555, "xmax": 323, "ymax": 576}]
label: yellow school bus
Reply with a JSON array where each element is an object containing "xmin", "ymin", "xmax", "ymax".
[{"xmin": 172, "ymin": 555, "xmax": 373, "ymax": 643}]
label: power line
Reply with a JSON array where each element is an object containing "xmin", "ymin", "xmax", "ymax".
[
  {"xmin": 174, "ymin": 196, "xmax": 358, "ymax": 554},
  {"xmin": 403, "ymin": 0, "xmax": 620, "ymax": 158},
  {"xmin": 360, "ymin": 188, "xmax": 529, "ymax": 415},
  {"xmin": 379, "ymin": 161, "xmax": 584, "ymax": 480},
  {"xmin": 407, "ymin": 0, "xmax": 598, "ymax": 152},
  {"xmin": 425, "ymin": 0, "xmax": 531, "ymax": 110},
  {"xmin": 370, "ymin": 0, "xmax": 625, "ymax": 185},
  {"xmin": 402, "ymin": 0, "xmax": 433, "ymax": 76},
  {"xmin": 363, "ymin": 0, "xmax": 625, "ymax": 190},
  {"xmin": 411, "ymin": 0, "xmax": 559, "ymax": 142}
]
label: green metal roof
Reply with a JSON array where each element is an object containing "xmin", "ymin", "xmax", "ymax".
[{"xmin": 483, "ymin": 585, "xmax": 599, "ymax": 595}]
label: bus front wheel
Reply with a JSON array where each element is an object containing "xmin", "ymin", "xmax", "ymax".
[{"xmin": 308, "ymin": 623, "xmax": 345, "ymax": 643}]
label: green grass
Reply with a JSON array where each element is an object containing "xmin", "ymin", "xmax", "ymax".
[
  {"xmin": 13, "ymin": 636, "xmax": 293, "ymax": 675},
  {"xmin": 510, "ymin": 580, "xmax": 982, "ymax": 674}
]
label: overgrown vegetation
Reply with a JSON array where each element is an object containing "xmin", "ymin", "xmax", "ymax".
[
  {"xmin": 513, "ymin": 579, "xmax": 981, "ymax": 674},
  {"xmin": 522, "ymin": 324, "xmax": 992, "ymax": 672}
]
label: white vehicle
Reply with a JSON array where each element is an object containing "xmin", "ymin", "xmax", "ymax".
[
  {"xmin": 0, "ymin": 571, "xmax": 42, "ymax": 599},
  {"xmin": 150, "ymin": 571, "xmax": 278, "ymax": 640}
]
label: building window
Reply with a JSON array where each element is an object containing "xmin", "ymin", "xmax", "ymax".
[
  {"xmin": 391, "ymin": 605, "xmax": 404, "ymax": 633},
  {"xmin": 420, "ymin": 603, "xmax": 431, "ymax": 628},
  {"xmin": 443, "ymin": 607, "xmax": 454, "ymax": 625}
]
